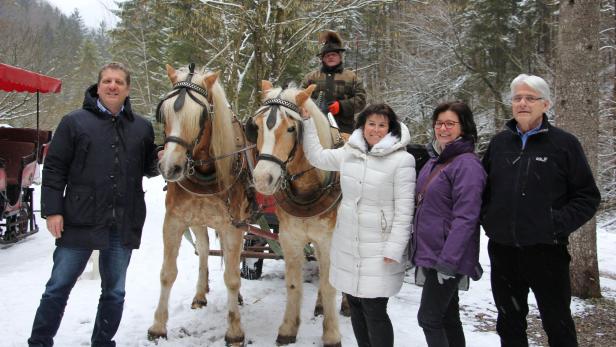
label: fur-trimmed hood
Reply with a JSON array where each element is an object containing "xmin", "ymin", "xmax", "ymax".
[{"xmin": 346, "ymin": 122, "xmax": 411, "ymax": 157}]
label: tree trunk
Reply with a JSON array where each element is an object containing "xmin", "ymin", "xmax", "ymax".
[{"xmin": 554, "ymin": 0, "xmax": 602, "ymax": 299}]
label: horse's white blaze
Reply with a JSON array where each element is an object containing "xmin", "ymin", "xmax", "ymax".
[
  {"xmin": 253, "ymin": 116, "xmax": 284, "ymax": 194},
  {"xmin": 159, "ymin": 116, "xmax": 189, "ymax": 181}
]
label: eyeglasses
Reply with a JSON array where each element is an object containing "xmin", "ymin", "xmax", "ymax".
[
  {"xmin": 512, "ymin": 95, "xmax": 544, "ymax": 104},
  {"xmin": 434, "ymin": 121, "xmax": 459, "ymax": 129}
]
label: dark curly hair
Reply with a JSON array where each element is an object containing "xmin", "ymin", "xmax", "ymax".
[
  {"xmin": 355, "ymin": 103, "xmax": 401, "ymax": 138},
  {"xmin": 431, "ymin": 101, "xmax": 477, "ymax": 143}
]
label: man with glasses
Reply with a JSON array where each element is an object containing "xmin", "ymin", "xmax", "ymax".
[{"xmin": 481, "ymin": 74, "xmax": 600, "ymax": 346}]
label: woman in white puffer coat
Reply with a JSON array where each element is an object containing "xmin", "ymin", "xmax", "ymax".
[{"xmin": 301, "ymin": 103, "xmax": 415, "ymax": 347}]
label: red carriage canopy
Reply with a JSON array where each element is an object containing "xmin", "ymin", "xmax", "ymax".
[{"xmin": 0, "ymin": 63, "xmax": 62, "ymax": 94}]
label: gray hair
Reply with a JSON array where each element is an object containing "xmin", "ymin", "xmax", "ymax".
[{"xmin": 510, "ymin": 74, "xmax": 551, "ymax": 105}]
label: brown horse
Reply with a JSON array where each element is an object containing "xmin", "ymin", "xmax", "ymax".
[
  {"xmin": 147, "ymin": 64, "xmax": 251, "ymax": 346},
  {"xmin": 247, "ymin": 81, "xmax": 343, "ymax": 347}
]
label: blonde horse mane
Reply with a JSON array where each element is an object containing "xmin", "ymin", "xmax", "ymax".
[
  {"xmin": 163, "ymin": 67, "xmax": 236, "ymax": 188},
  {"xmin": 263, "ymin": 86, "xmax": 333, "ymax": 149}
]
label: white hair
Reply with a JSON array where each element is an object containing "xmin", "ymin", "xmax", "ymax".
[{"xmin": 510, "ymin": 74, "xmax": 551, "ymax": 105}]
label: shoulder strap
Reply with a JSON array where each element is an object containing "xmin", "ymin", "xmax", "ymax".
[{"xmin": 415, "ymin": 156, "xmax": 455, "ymax": 207}]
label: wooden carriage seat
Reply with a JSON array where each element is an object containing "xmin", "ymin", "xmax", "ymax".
[
  {"xmin": 0, "ymin": 141, "xmax": 36, "ymax": 186},
  {"xmin": 0, "ymin": 128, "xmax": 52, "ymax": 164}
]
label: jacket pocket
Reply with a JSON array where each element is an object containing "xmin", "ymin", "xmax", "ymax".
[
  {"xmin": 63, "ymin": 185, "xmax": 96, "ymax": 226},
  {"xmin": 380, "ymin": 210, "xmax": 388, "ymax": 239}
]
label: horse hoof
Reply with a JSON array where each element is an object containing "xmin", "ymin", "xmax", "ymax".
[
  {"xmin": 147, "ymin": 330, "xmax": 167, "ymax": 341},
  {"xmin": 324, "ymin": 342, "xmax": 342, "ymax": 347},
  {"xmin": 225, "ymin": 334, "xmax": 245, "ymax": 347},
  {"xmin": 238, "ymin": 293, "xmax": 244, "ymax": 306},
  {"xmin": 314, "ymin": 305, "xmax": 324, "ymax": 317},
  {"xmin": 276, "ymin": 335, "xmax": 297, "ymax": 345},
  {"xmin": 191, "ymin": 299, "xmax": 207, "ymax": 309}
]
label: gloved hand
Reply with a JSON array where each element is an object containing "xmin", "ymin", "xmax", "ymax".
[
  {"xmin": 437, "ymin": 271, "xmax": 455, "ymax": 285},
  {"xmin": 328, "ymin": 101, "xmax": 340, "ymax": 115}
]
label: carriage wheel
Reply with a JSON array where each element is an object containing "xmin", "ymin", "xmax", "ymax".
[{"xmin": 240, "ymin": 237, "xmax": 264, "ymax": 280}]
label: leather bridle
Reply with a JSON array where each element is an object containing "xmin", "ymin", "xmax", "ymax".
[{"xmin": 155, "ymin": 63, "xmax": 213, "ymax": 153}]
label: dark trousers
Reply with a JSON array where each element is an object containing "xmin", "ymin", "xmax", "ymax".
[
  {"xmin": 488, "ymin": 240, "xmax": 578, "ymax": 347},
  {"xmin": 346, "ymin": 294, "xmax": 393, "ymax": 347},
  {"xmin": 417, "ymin": 268, "xmax": 465, "ymax": 347},
  {"xmin": 28, "ymin": 231, "xmax": 132, "ymax": 347}
]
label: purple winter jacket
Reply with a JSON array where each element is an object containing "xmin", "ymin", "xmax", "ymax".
[{"xmin": 411, "ymin": 138, "xmax": 486, "ymax": 280}]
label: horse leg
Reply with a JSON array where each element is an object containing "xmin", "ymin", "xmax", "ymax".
[
  {"xmin": 148, "ymin": 214, "xmax": 187, "ymax": 340},
  {"xmin": 276, "ymin": 231, "xmax": 306, "ymax": 345},
  {"xmin": 221, "ymin": 227, "xmax": 245, "ymax": 346},
  {"xmin": 313, "ymin": 238, "xmax": 341, "ymax": 347},
  {"xmin": 191, "ymin": 225, "xmax": 210, "ymax": 309},
  {"xmin": 315, "ymin": 281, "xmax": 350, "ymax": 318},
  {"xmin": 340, "ymin": 292, "xmax": 351, "ymax": 317},
  {"xmin": 314, "ymin": 288, "xmax": 324, "ymax": 316}
]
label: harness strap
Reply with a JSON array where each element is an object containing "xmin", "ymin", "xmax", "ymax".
[{"xmin": 263, "ymin": 98, "xmax": 300, "ymax": 114}]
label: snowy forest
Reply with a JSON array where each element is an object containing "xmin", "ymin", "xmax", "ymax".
[{"xmin": 1, "ymin": 0, "xmax": 615, "ymax": 293}]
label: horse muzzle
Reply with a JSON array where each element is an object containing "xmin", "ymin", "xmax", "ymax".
[
  {"xmin": 158, "ymin": 151, "xmax": 187, "ymax": 182},
  {"xmin": 252, "ymin": 160, "xmax": 283, "ymax": 195}
]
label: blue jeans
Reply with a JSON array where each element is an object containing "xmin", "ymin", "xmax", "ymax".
[{"xmin": 28, "ymin": 231, "xmax": 132, "ymax": 347}]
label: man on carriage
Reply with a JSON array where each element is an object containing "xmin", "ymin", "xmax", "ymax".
[
  {"xmin": 301, "ymin": 30, "xmax": 367, "ymax": 138},
  {"xmin": 28, "ymin": 62, "xmax": 159, "ymax": 347}
]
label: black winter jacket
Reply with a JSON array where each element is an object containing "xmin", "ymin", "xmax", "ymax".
[
  {"xmin": 41, "ymin": 84, "xmax": 159, "ymax": 249},
  {"xmin": 481, "ymin": 115, "xmax": 600, "ymax": 246}
]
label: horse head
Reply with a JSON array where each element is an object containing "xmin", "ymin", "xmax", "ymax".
[
  {"xmin": 250, "ymin": 81, "xmax": 331, "ymax": 195},
  {"xmin": 157, "ymin": 64, "xmax": 235, "ymax": 185}
]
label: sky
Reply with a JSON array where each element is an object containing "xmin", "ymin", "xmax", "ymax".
[
  {"xmin": 46, "ymin": 0, "xmax": 121, "ymax": 29},
  {"xmin": 2, "ymin": 175, "xmax": 616, "ymax": 346}
]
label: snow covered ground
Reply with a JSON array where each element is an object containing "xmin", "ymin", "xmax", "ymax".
[{"xmin": 2, "ymin": 175, "xmax": 615, "ymax": 346}]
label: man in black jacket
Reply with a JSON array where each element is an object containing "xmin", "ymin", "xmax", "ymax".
[
  {"xmin": 481, "ymin": 74, "xmax": 600, "ymax": 347},
  {"xmin": 28, "ymin": 62, "xmax": 159, "ymax": 347}
]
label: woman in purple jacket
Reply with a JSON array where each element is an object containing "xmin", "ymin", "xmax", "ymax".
[{"xmin": 411, "ymin": 101, "xmax": 486, "ymax": 347}]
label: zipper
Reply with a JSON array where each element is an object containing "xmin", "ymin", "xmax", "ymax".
[
  {"xmin": 509, "ymin": 148, "xmax": 524, "ymax": 246},
  {"xmin": 380, "ymin": 210, "xmax": 388, "ymax": 235}
]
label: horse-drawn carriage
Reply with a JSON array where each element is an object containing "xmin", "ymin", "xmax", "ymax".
[{"xmin": 0, "ymin": 63, "xmax": 60, "ymax": 245}]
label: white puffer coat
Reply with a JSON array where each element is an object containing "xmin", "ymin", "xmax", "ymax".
[{"xmin": 302, "ymin": 118, "xmax": 415, "ymax": 298}]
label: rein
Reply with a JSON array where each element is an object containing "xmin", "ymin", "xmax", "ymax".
[
  {"xmin": 157, "ymin": 64, "xmax": 253, "ymax": 184},
  {"xmin": 250, "ymin": 93, "xmax": 342, "ymax": 216},
  {"xmin": 187, "ymin": 144, "xmax": 256, "ymax": 176}
]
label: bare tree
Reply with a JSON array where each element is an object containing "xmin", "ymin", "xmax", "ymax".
[{"xmin": 555, "ymin": 0, "xmax": 602, "ymax": 298}]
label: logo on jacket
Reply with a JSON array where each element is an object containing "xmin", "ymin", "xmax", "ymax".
[{"xmin": 535, "ymin": 156, "xmax": 548, "ymax": 162}]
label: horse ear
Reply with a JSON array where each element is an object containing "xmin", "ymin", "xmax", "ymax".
[
  {"xmin": 261, "ymin": 80, "xmax": 273, "ymax": 92},
  {"xmin": 204, "ymin": 71, "xmax": 219, "ymax": 89},
  {"xmin": 166, "ymin": 64, "xmax": 177, "ymax": 84},
  {"xmin": 296, "ymin": 84, "xmax": 317, "ymax": 106}
]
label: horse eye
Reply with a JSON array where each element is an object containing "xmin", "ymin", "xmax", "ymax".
[{"xmin": 287, "ymin": 126, "xmax": 296, "ymax": 133}]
